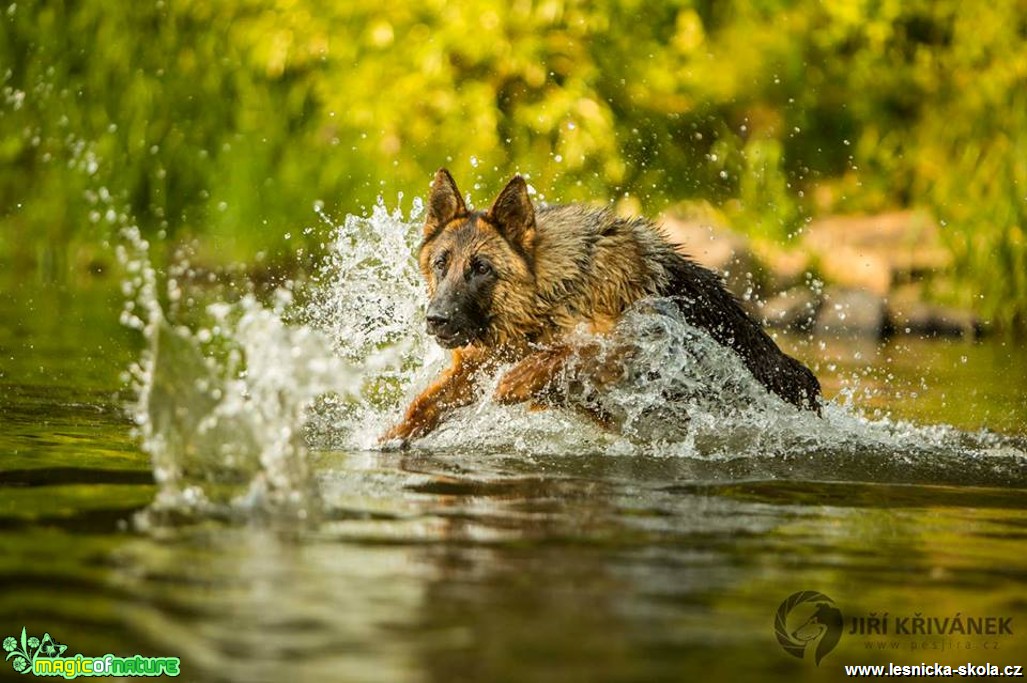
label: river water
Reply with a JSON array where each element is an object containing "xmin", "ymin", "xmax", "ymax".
[{"xmin": 1, "ymin": 203, "xmax": 1025, "ymax": 681}]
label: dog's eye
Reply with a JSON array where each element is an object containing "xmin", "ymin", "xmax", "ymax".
[
  {"xmin": 472, "ymin": 260, "xmax": 493, "ymax": 276},
  {"xmin": 432, "ymin": 253, "xmax": 449, "ymax": 271}
]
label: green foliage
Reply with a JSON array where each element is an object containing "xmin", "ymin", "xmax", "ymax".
[{"xmin": 2, "ymin": 0, "xmax": 1027, "ymax": 326}]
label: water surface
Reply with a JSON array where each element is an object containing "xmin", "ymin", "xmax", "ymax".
[{"xmin": 1, "ymin": 213, "xmax": 1025, "ymax": 681}]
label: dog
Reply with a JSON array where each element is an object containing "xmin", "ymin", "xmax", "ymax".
[{"xmin": 380, "ymin": 168, "xmax": 821, "ymax": 444}]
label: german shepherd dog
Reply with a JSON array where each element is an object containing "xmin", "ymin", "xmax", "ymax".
[{"xmin": 380, "ymin": 169, "xmax": 820, "ymax": 444}]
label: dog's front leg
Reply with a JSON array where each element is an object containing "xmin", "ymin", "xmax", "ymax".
[
  {"xmin": 379, "ymin": 347, "xmax": 489, "ymax": 446},
  {"xmin": 494, "ymin": 341, "xmax": 634, "ymax": 429},
  {"xmin": 493, "ymin": 345, "xmax": 573, "ymax": 405}
]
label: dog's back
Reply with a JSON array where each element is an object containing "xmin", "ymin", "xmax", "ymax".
[{"xmin": 533, "ymin": 204, "xmax": 821, "ymax": 411}]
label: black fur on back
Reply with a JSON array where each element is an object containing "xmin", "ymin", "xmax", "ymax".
[{"xmin": 657, "ymin": 251, "xmax": 822, "ymax": 411}]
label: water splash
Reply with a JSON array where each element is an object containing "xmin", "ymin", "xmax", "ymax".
[
  {"xmin": 298, "ymin": 197, "xmax": 442, "ymax": 450},
  {"xmin": 118, "ymin": 227, "xmax": 356, "ymax": 523},
  {"xmin": 120, "ymin": 199, "xmax": 1027, "ymax": 523}
]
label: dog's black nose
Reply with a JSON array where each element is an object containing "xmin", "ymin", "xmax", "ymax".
[{"xmin": 426, "ymin": 312, "xmax": 450, "ymax": 333}]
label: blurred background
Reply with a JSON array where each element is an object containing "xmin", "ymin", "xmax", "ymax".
[{"xmin": 2, "ymin": 0, "xmax": 1026, "ymax": 330}]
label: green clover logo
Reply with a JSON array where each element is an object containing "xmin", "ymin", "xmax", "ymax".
[{"xmin": 4, "ymin": 627, "xmax": 66, "ymax": 675}]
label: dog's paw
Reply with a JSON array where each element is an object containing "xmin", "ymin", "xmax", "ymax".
[
  {"xmin": 377, "ymin": 423, "xmax": 416, "ymax": 450},
  {"xmin": 377, "ymin": 436, "xmax": 410, "ymax": 451}
]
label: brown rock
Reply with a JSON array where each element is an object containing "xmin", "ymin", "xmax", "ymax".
[
  {"xmin": 761, "ymin": 287, "xmax": 822, "ymax": 331},
  {"xmin": 816, "ymin": 249, "xmax": 892, "ymax": 295},
  {"xmin": 752, "ymin": 244, "xmax": 812, "ymax": 293},
  {"xmin": 802, "ymin": 211, "xmax": 951, "ymax": 294},
  {"xmin": 815, "ymin": 287, "xmax": 889, "ymax": 338},
  {"xmin": 887, "ymin": 287, "xmax": 982, "ymax": 338}
]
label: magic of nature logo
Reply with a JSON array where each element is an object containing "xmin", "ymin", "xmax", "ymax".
[{"xmin": 4, "ymin": 627, "xmax": 180, "ymax": 678}]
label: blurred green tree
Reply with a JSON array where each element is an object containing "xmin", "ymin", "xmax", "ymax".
[{"xmin": 1, "ymin": 0, "xmax": 1025, "ymax": 327}]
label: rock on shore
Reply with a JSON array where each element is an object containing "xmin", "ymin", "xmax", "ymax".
[{"xmin": 659, "ymin": 209, "xmax": 981, "ymax": 340}]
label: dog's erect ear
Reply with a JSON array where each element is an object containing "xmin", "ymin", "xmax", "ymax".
[
  {"xmin": 424, "ymin": 168, "xmax": 466, "ymax": 240},
  {"xmin": 487, "ymin": 175, "xmax": 535, "ymax": 254}
]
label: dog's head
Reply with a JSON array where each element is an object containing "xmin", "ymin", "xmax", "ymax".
[{"xmin": 417, "ymin": 169, "xmax": 538, "ymax": 348}]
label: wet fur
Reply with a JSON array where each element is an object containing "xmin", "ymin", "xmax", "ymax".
[{"xmin": 381, "ymin": 169, "xmax": 821, "ymax": 444}]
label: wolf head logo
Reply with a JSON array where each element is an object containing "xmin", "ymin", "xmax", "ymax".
[{"xmin": 774, "ymin": 591, "xmax": 843, "ymax": 666}]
